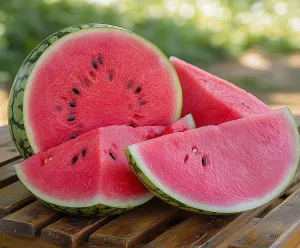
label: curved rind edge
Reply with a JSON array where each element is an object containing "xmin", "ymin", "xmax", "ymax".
[
  {"xmin": 125, "ymin": 108, "xmax": 299, "ymax": 214},
  {"xmin": 125, "ymin": 148, "xmax": 222, "ymax": 215},
  {"xmin": 13, "ymin": 161, "xmax": 153, "ymax": 216},
  {"xmin": 8, "ymin": 23, "xmax": 182, "ymax": 158}
]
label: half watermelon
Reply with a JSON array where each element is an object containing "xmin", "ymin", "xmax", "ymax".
[
  {"xmin": 8, "ymin": 24, "xmax": 182, "ymax": 158},
  {"xmin": 170, "ymin": 56, "xmax": 270, "ymax": 127},
  {"xmin": 126, "ymin": 108, "xmax": 299, "ymax": 214},
  {"xmin": 14, "ymin": 115, "xmax": 195, "ymax": 216}
]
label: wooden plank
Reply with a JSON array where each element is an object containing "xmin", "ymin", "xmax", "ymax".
[
  {"xmin": 0, "ymin": 201, "xmax": 61, "ymax": 237},
  {"xmin": 41, "ymin": 216, "xmax": 113, "ymax": 248},
  {"xmin": 0, "ymin": 143, "xmax": 21, "ymax": 167},
  {"xmin": 89, "ymin": 199, "xmax": 179, "ymax": 248},
  {"xmin": 0, "ymin": 126, "xmax": 13, "ymax": 146},
  {"xmin": 230, "ymin": 187, "xmax": 300, "ymax": 248},
  {"xmin": 270, "ymin": 221, "xmax": 300, "ymax": 248},
  {"xmin": 0, "ymin": 159, "xmax": 21, "ymax": 189},
  {"xmin": 0, "ymin": 232, "xmax": 89, "ymax": 248},
  {"xmin": 0, "ymin": 181, "xmax": 34, "ymax": 218}
]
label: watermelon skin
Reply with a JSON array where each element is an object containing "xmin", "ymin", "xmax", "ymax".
[
  {"xmin": 170, "ymin": 57, "xmax": 270, "ymax": 127},
  {"xmin": 14, "ymin": 115, "xmax": 195, "ymax": 216},
  {"xmin": 8, "ymin": 24, "xmax": 182, "ymax": 159},
  {"xmin": 126, "ymin": 108, "xmax": 299, "ymax": 214}
]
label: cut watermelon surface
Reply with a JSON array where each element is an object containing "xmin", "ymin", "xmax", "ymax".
[
  {"xmin": 126, "ymin": 108, "xmax": 299, "ymax": 214},
  {"xmin": 14, "ymin": 115, "xmax": 195, "ymax": 216},
  {"xmin": 170, "ymin": 57, "xmax": 270, "ymax": 127},
  {"xmin": 8, "ymin": 24, "xmax": 182, "ymax": 158}
]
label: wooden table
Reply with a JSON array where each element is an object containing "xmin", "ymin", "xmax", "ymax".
[{"xmin": 0, "ymin": 125, "xmax": 299, "ymax": 248}]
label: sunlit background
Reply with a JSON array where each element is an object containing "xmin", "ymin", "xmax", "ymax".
[{"xmin": 1, "ymin": 0, "xmax": 300, "ymax": 126}]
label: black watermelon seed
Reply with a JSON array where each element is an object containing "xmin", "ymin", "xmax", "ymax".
[
  {"xmin": 127, "ymin": 82, "xmax": 133, "ymax": 88},
  {"xmin": 242, "ymin": 102, "xmax": 250, "ymax": 109},
  {"xmin": 70, "ymin": 133, "xmax": 78, "ymax": 139},
  {"xmin": 128, "ymin": 123, "xmax": 134, "ymax": 127},
  {"xmin": 82, "ymin": 150, "xmax": 86, "ymax": 157},
  {"xmin": 139, "ymin": 101, "xmax": 147, "ymax": 106},
  {"xmin": 108, "ymin": 73, "xmax": 113, "ymax": 81},
  {"xmin": 109, "ymin": 152, "xmax": 116, "ymax": 160},
  {"xmin": 72, "ymin": 156, "xmax": 78, "ymax": 164},
  {"xmin": 135, "ymin": 87, "xmax": 142, "ymax": 94},
  {"xmin": 92, "ymin": 61, "xmax": 97, "ymax": 69},
  {"xmin": 202, "ymin": 157, "xmax": 207, "ymax": 166},
  {"xmin": 98, "ymin": 56, "xmax": 103, "ymax": 65},
  {"xmin": 69, "ymin": 101, "xmax": 76, "ymax": 107},
  {"xmin": 72, "ymin": 88, "xmax": 80, "ymax": 95},
  {"xmin": 67, "ymin": 114, "xmax": 76, "ymax": 121}
]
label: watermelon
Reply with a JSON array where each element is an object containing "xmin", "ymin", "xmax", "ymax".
[
  {"xmin": 170, "ymin": 57, "xmax": 270, "ymax": 127},
  {"xmin": 8, "ymin": 24, "xmax": 182, "ymax": 159},
  {"xmin": 126, "ymin": 108, "xmax": 299, "ymax": 214},
  {"xmin": 14, "ymin": 115, "xmax": 195, "ymax": 216}
]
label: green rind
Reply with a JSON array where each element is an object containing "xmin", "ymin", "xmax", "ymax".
[
  {"xmin": 125, "ymin": 109, "xmax": 300, "ymax": 215},
  {"xmin": 8, "ymin": 23, "xmax": 182, "ymax": 158},
  {"xmin": 125, "ymin": 149, "xmax": 221, "ymax": 215}
]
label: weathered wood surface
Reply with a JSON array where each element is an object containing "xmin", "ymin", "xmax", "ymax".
[{"xmin": 0, "ymin": 124, "xmax": 299, "ymax": 248}]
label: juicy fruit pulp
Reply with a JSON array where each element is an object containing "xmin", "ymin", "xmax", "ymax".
[
  {"xmin": 14, "ymin": 115, "xmax": 195, "ymax": 216},
  {"xmin": 170, "ymin": 56, "xmax": 269, "ymax": 127},
  {"xmin": 127, "ymin": 108, "xmax": 299, "ymax": 214},
  {"xmin": 8, "ymin": 24, "xmax": 182, "ymax": 158}
]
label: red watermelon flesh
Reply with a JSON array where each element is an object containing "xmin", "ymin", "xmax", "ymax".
[
  {"xmin": 14, "ymin": 115, "xmax": 195, "ymax": 209},
  {"xmin": 24, "ymin": 27, "xmax": 181, "ymax": 154},
  {"xmin": 170, "ymin": 57, "xmax": 270, "ymax": 127},
  {"xmin": 127, "ymin": 108, "xmax": 299, "ymax": 213}
]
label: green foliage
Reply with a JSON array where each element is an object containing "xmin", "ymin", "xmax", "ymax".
[{"xmin": 1, "ymin": 0, "xmax": 300, "ymax": 83}]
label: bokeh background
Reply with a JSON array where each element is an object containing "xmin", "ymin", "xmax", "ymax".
[{"xmin": 1, "ymin": 0, "xmax": 300, "ymax": 126}]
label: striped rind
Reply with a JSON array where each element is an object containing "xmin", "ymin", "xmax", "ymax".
[
  {"xmin": 8, "ymin": 23, "xmax": 182, "ymax": 158},
  {"xmin": 125, "ymin": 108, "xmax": 300, "ymax": 214}
]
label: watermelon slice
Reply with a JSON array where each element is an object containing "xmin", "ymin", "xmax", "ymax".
[
  {"xmin": 14, "ymin": 115, "xmax": 195, "ymax": 216},
  {"xmin": 170, "ymin": 56, "xmax": 270, "ymax": 127},
  {"xmin": 126, "ymin": 108, "xmax": 299, "ymax": 214},
  {"xmin": 8, "ymin": 24, "xmax": 182, "ymax": 158}
]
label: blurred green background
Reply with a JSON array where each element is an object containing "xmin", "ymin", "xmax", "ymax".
[{"xmin": 0, "ymin": 0, "xmax": 300, "ymax": 126}]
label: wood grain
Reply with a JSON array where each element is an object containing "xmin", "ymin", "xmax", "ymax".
[
  {"xmin": 0, "ymin": 181, "xmax": 34, "ymax": 218},
  {"xmin": 0, "ymin": 126, "xmax": 13, "ymax": 147},
  {"xmin": 0, "ymin": 159, "xmax": 21, "ymax": 189},
  {"xmin": 230, "ymin": 187, "xmax": 300, "ymax": 248},
  {"xmin": 89, "ymin": 199, "xmax": 179, "ymax": 248},
  {"xmin": 270, "ymin": 221, "xmax": 300, "ymax": 248},
  {"xmin": 0, "ymin": 201, "xmax": 61, "ymax": 237},
  {"xmin": 41, "ymin": 216, "xmax": 113, "ymax": 248},
  {"xmin": 0, "ymin": 143, "xmax": 21, "ymax": 167},
  {"xmin": 0, "ymin": 232, "xmax": 89, "ymax": 248}
]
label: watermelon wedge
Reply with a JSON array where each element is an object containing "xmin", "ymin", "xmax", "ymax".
[
  {"xmin": 8, "ymin": 24, "xmax": 182, "ymax": 158},
  {"xmin": 126, "ymin": 108, "xmax": 299, "ymax": 214},
  {"xmin": 170, "ymin": 56, "xmax": 270, "ymax": 127},
  {"xmin": 14, "ymin": 115, "xmax": 195, "ymax": 216}
]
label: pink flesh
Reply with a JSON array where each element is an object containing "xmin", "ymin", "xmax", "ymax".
[
  {"xmin": 135, "ymin": 109, "xmax": 297, "ymax": 206},
  {"xmin": 16, "ymin": 116, "xmax": 193, "ymax": 202},
  {"xmin": 170, "ymin": 57, "xmax": 269, "ymax": 127},
  {"xmin": 28, "ymin": 29, "xmax": 179, "ymax": 152}
]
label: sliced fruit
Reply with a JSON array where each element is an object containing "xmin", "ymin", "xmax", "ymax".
[
  {"xmin": 8, "ymin": 24, "xmax": 182, "ymax": 158},
  {"xmin": 170, "ymin": 56, "xmax": 269, "ymax": 127},
  {"xmin": 126, "ymin": 108, "xmax": 299, "ymax": 214},
  {"xmin": 14, "ymin": 115, "xmax": 195, "ymax": 216}
]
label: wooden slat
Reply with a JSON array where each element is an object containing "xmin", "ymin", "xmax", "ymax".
[
  {"xmin": 0, "ymin": 159, "xmax": 21, "ymax": 189},
  {"xmin": 270, "ymin": 221, "xmax": 300, "ymax": 248},
  {"xmin": 0, "ymin": 126, "xmax": 13, "ymax": 146},
  {"xmin": 0, "ymin": 144, "xmax": 21, "ymax": 167},
  {"xmin": 0, "ymin": 232, "xmax": 89, "ymax": 248},
  {"xmin": 41, "ymin": 216, "xmax": 113, "ymax": 248},
  {"xmin": 0, "ymin": 181, "xmax": 34, "ymax": 218},
  {"xmin": 89, "ymin": 199, "xmax": 179, "ymax": 248},
  {"xmin": 0, "ymin": 201, "xmax": 61, "ymax": 237},
  {"xmin": 230, "ymin": 187, "xmax": 300, "ymax": 248}
]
